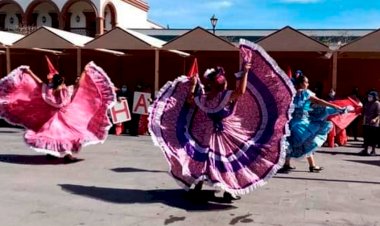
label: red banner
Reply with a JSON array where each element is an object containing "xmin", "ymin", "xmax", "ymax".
[{"xmin": 329, "ymin": 97, "xmax": 362, "ymax": 130}]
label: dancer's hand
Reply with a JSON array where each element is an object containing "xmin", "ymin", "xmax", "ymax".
[
  {"xmin": 371, "ymin": 118, "xmax": 379, "ymax": 124},
  {"xmin": 337, "ymin": 106, "xmax": 346, "ymax": 114},
  {"xmin": 189, "ymin": 75, "xmax": 197, "ymax": 85},
  {"xmin": 243, "ymin": 63, "xmax": 251, "ymax": 74},
  {"xmin": 22, "ymin": 67, "xmax": 32, "ymax": 74}
]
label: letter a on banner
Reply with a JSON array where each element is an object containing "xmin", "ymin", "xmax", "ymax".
[
  {"xmin": 110, "ymin": 99, "xmax": 131, "ymax": 124},
  {"xmin": 133, "ymin": 92, "xmax": 151, "ymax": 115}
]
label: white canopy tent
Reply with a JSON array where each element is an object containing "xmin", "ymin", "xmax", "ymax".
[
  {"xmin": 0, "ymin": 31, "xmax": 24, "ymax": 73},
  {"xmin": 85, "ymin": 26, "xmax": 190, "ymax": 92},
  {"xmin": 11, "ymin": 26, "xmax": 124, "ymax": 75}
]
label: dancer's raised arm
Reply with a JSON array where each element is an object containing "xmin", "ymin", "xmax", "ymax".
[
  {"xmin": 230, "ymin": 63, "xmax": 251, "ymax": 102},
  {"xmin": 24, "ymin": 68, "xmax": 43, "ymax": 84},
  {"xmin": 186, "ymin": 75, "xmax": 198, "ymax": 104},
  {"xmin": 310, "ymin": 95, "xmax": 344, "ymax": 111}
]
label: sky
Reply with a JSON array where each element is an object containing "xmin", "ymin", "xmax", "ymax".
[{"xmin": 147, "ymin": 0, "xmax": 380, "ymax": 29}]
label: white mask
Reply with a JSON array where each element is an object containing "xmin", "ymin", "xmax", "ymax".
[{"xmin": 368, "ymin": 96, "xmax": 374, "ymax": 102}]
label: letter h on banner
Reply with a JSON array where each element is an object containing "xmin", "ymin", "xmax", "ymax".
[{"xmin": 110, "ymin": 99, "xmax": 131, "ymax": 124}]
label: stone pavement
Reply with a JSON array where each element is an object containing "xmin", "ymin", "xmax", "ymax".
[{"xmin": 0, "ymin": 127, "xmax": 379, "ymax": 226}]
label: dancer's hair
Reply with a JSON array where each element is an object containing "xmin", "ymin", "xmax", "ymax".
[
  {"xmin": 52, "ymin": 74, "xmax": 64, "ymax": 89},
  {"xmin": 204, "ymin": 66, "xmax": 227, "ymax": 92},
  {"xmin": 294, "ymin": 75, "xmax": 307, "ymax": 88}
]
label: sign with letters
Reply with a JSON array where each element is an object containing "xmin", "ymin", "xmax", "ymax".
[
  {"xmin": 133, "ymin": 92, "xmax": 151, "ymax": 115},
  {"xmin": 110, "ymin": 99, "xmax": 131, "ymax": 124}
]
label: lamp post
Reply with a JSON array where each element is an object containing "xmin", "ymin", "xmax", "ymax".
[{"xmin": 210, "ymin": 14, "xmax": 218, "ymax": 34}]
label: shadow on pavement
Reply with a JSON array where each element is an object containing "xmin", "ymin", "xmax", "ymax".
[
  {"xmin": 110, "ymin": 167, "xmax": 166, "ymax": 173},
  {"xmin": 345, "ymin": 159, "xmax": 380, "ymax": 167},
  {"xmin": 274, "ymin": 176, "xmax": 380, "ymax": 185},
  {"xmin": 316, "ymin": 150, "xmax": 360, "ymax": 156},
  {"xmin": 0, "ymin": 154, "xmax": 83, "ymax": 165},
  {"xmin": 0, "ymin": 130, "xmax": 21, "ymax": 133},
  {"xmin": 343, "ymin": 143, "xmax": 364, "ymax": 149},
  {"xmin": 59, "ymin": 184, "xmax": 237, "ymax": 211}
]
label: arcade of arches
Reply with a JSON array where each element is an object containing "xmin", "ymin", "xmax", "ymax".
[{"xmin": 0, "ymin": 0, "xmax": 117, "ymax": 36}]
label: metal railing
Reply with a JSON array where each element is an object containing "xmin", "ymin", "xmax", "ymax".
[
  {"xmin": 0, "ymin": 26, "xmax": 95, "ymax": 37},
  {"xmin": 70, "ymin": 28, "xmax": 95, "ymax": 37}
]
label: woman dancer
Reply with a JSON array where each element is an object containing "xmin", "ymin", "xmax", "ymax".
[
  {"xmin": 0, "ymin": 61, "xmax": 116, "ymax": 163},
  {"xmin": 281, "ymin": 75, "xmax": 344, "ymax": 173},
  {"xmin": 149, "ymin": 39, "xmax": 295, "ymax": 201}
]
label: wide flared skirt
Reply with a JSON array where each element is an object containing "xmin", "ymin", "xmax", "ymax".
[{"xmin": 149, "ymin": 40, "xmax": 295, "ymax": 196}]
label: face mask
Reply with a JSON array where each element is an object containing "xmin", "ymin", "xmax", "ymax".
[
  {"xmin": 329, "ymin": 91, "xmax": 335, "ymax": 97},
  {"xmin": 368, "ymin": 96, "xmax": 374, "ymax": 102},
  {"xmin": 121, "ymin": 88, "xmax": 127, "ymax": 92}
]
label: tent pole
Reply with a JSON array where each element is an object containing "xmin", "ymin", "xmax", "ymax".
[
  {"xmin": 77, "ymin": 47, "xmax": 82, "ymax": 76},
  {"xmin": 332, "ymin": 51, "xmax": 338, "ymax": 90},
  {"xmin": 6, "ymin": 47, "xmax": 11, "ymax": 74},
  {"xmin": 154, "ymin": 49, "xmax": 160, "ymax": 93}
]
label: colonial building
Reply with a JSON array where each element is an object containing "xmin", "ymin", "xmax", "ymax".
[{"xmin": 0, "ymin": 0, "xmax": 162, "ymax": 37}]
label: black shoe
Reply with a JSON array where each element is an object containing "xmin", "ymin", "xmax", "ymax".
[
  {"xmin": 194, "ymin": 182, "xmax": 203, "ymax": 191},
  {"xmin": 359, "ymin": 149, "xmax": 370, "ymax": 156},
  {"xmin": 283, "ymin": 164, "xmax": 296, "ymax": 170},
  {"xmin": 63, "ymin": 155, "xmax": 80, "ymax": 164},
  {"xmin": 223, "ymin": 192, "xmax": 241, "ymax": 203},
  {"xmin": 309, "ymin": 166, "xmax": 324, "ymax": 173},
  {"xmin": 370, "ymin": 150, "xmax": 377, "ymax": 156},
  {"xmin": 277, "ymin": 164, "xmax": 296, "ymax": 173}
]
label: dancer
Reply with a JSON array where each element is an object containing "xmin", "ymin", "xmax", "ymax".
[
  {"xmin": 280, "ymin": 75, "xmax": 344, "ymax": 173},
  {"xmin": 149, "ymin": 39, "xmax": 294, "ymax": 201},
  {"xmin": 0, "ymin": 61, "xmax": 116, "ymax": 163}
]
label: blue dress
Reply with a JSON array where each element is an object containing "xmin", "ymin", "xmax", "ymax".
[{"xmin": 287, "ymin": 89, "xmax": 333, "ymax": 158}]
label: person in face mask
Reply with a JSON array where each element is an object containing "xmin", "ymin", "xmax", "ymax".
[
  {"xmin": 118, "ymin": 85, "xmax": 129, "ymax": 100},
  {"xmin": 327, "ymin": 88, "xmax": 336, "ymax": 101},
  {"xmin": 359, "ymin": 91, "xmax": 380, "ymax": 156},
  {"xmin": 114, "ymin": 85, "xmax": 132, "ymax": 135}
]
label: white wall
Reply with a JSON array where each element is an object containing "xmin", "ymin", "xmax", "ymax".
[
  {"xmin": 104, "ymin": 6, "xmax": 112, "ymax": 31},
  {"xmin": 67, "ymin": 2, "xmax": 90, "ymax": 28},
  {"xmin": 107, "ymin": 0, "xmax": 152, "ymax": 28},
  {"xmin": 36, "ymin": 13, "xmax": 52, "ymax": 27},
  {"xmin": 34, "ymin": 3, "xmax": 55, "ymax": 27}
]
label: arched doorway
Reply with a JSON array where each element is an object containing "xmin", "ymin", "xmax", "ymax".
[
  {"xmin": 0, "ymin": 0, "xmax": 23, "ymax": 31},
  {"xmin": 25, "ymin": 0, "xmax": 60, "ymax": 30},
  {"xmin": 62, "ymin": 0, "xmax": 98, "ymax": 37},
  {"xmin": 103, "ymin": 1, "xmax": 117, "ymax": 32}
]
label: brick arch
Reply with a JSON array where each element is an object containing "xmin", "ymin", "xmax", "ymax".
[
  {"xmin": 103, "ymin": 0, "xmax": 117, "ymax": 28},
  {"xmin": 61, "ymin": 0, "xmax": 99, "ymax": 18},
  {"xmin": 25, "ymin": 0, "xmax": 60, "ymax": 26},
  {"xmin": 0, "ymin": 0, "xmax": 24, "ymax": 12},
  {"xmin": 0, "ymin": 0, "xmax": 25, "ymax": 25},
  {"xmin": 61, "ymin": 0, "xmax": 99, "ymax": 36}
]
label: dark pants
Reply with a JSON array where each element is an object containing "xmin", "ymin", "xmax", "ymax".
[
  {"xmin": 363, "ymin": 125, "xmax": 378, "ymax": 149},
  {"xmin": 347, "ymin": 116, "xmax": 361, "ymax": 140},
  {"xmin": 125, "ymin": 114, "xmax": 140, "ymax": 136}
]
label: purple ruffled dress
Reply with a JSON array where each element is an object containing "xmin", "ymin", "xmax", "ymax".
[{"xmin": 149, "ymin": 40, "xmax": 295, "ymax": 196}]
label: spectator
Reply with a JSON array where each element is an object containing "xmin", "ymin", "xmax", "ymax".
[{"xmin": 359, "ymin": 91, "xmax": 380, "ymax": 156}]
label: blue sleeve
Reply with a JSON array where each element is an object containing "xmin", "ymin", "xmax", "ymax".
[{"xmin": 305, "ymin": 89, "xmax": 316, "ymax": 100}]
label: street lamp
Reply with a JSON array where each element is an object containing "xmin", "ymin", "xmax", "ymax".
[{"xmin": 210, "ymin": 14, "xmax": 218, "ymax": 34}]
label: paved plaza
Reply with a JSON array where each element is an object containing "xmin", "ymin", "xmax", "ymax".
[{"xmin": 0, "ymin": 127, "xmax": 379, "ymax": 226}]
